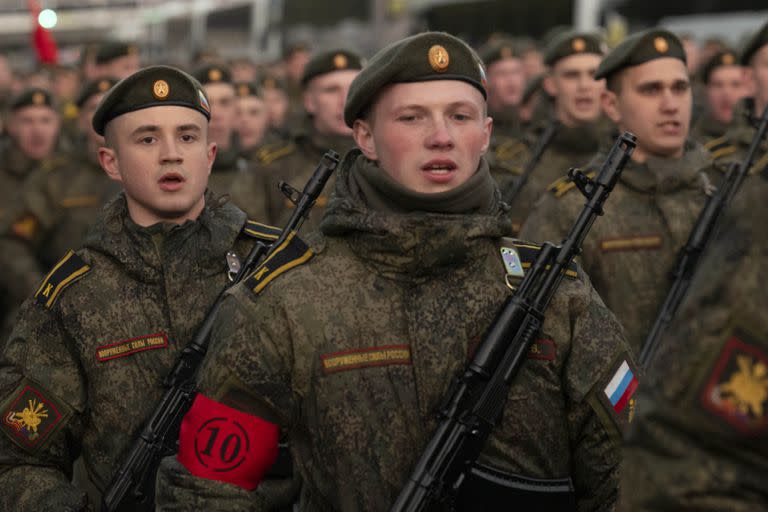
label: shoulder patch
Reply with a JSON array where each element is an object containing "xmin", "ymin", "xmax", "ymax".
[
  {"xmin": 595, "ymin": 355, "xmax": 639, "ymax": 435},
  {"xmin": 34, "ymin": 250, "xmax": 91, "ymax": 308},
  {"xmin": 703, "ymin": 135, "xmax": 729, "ymax": 152},
  {"xmin": 245, "ymin": 232, "xmax": 313, "ymax": 295},
  {"xmin": 257, "ymin": 142, "xmax": 296, "ymax": 166},
  {"xmin": 0, "ymin": 378, "xmax": 72, "ymax": 452},
  {"xmin": 508, "ymin": 240, "xmax": 579, "ymax": 279},
  {"xmin": 242, "ymin": 220, "xmax": 281, "ymax": 241},
  {"xmin": 494, "ymin": 138, "xmax": 529, "ymax": 163},
  {"xmin": 547, "ymin": 171, "xmax": 597, "ymax": 199}
]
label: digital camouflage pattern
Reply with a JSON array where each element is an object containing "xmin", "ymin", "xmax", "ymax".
[
  {"xmin": 520, "ymin": 143, "xmax": 714, "ymax": 354},
  {"xmin": 0, "ymin": 193, "xmax": 259, "ymax": 510},
  {"xmin": 619, "ymin": 180, "xmax": 768, "ymax": 511},
  {"xmin": 156, "ymin": 150, "xmax": 633, "ymax": 512}
]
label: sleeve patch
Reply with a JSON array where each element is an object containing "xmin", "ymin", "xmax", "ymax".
[
  {"xmin": 596, "ymin": 355, "xmax": 639, "ymax": 434},
  {"xmin": 547, "ymin": 171, "xmax": 597, "ymax": 199},
  {"xmin": 244, "ymin": 232, "xmax": 313, "ymax": 295},
  {"xmin": 34, "ymin": 249, "xmax": 91, "ymax": 308},
  {"xmin": 0, "ymin": 380, "xmax": 69, "ymax": 451},
  {"xmin": 243, "ymin": 220, "xmax": 281, "ymax": 241},
  {"xmin": 511, "ymin": 241, "xmax": 579, "ymax": 279},
  {"xmin": 700, "ymin": 334, "xmax": 768, "ymax": 435}
]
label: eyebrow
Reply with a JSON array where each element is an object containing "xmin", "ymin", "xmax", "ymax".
[
  {"xmin": 396, "ymin": 101, "xmax": 479, "ymax": 111},
  {"xmin": 129, "ymin": 123, "xmax": 202, "ymax": 137}
]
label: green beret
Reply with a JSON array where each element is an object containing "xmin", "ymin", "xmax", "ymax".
[
  {"xmin": 595, "ymin": 29, "xmax": 686, "ymax": 80},
  {"xmin": 478, "ymin": 38, "xmax": 521, "ymax": 67},
  {"xmin": 234, "ymin": 82, "xmax": 261, "ymax": 98},
  {"xmin": 344, "ymin": 32, "xmax": 487, "ymax": 128},
  {"xmin": 10, "ymin": 88, "xmax": 55, "ymax": 111},
  {"xmin": 75, "ymin": 78, "xmax": 119, "ymax": 108},
  {"xmin": 95, "ymin": 41, "xmax": 139, "ymax": 65},
  {"xmin": 700, "ymin": 49, "xmax": 740, "ymax": 84},
  {"xmin": 543, "ymin": 31, "xmax": 604, "ymax": 66},
  {"xmin": 740, "ymin": 21, "xmax": 768, "ymax": 66},
  {"xmin": 257, "ymin": 74, "xmax": 287, "ymax": 92},
  {"xmin": 92, "ymin": 65, "xmax": 211, "ymax": 136},
  {"xmin": 191, "ymin": 64, "xmax": 233, "ymax": 85},
  {"xmin": 300, "ymin": 50, "xmax": 365, "ymax": 88},
  {"xmin": 284, "ymin": 41, "xmax": 310, "ymax": 58}
]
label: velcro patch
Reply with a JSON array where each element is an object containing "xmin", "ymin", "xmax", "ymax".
[
  {"xmin": 528, "ymin": 339, "xmax": 556, "ymax": 361},
  {"xmin": 245, "ymin": 232, "xmax": 313, "ymax": 295},
  {"xmin": 513, "ymin": 242, "xmax": 579, "ymax": 279},
  {"xmin": 34, "ymin": 250, "xmax": 91, "ymax": 308},
  {"xmin": 1, "ymin": 382, "xmax": 66, "ymax": 451},
  {"xmin": 321, "ymin": 345, "xmax": 412, "ymax": 375},
  {"xmin": 178, "ymin": 394, "xmax": 279, "ymax": 491},
  {"xmin": 95, "ymin": 332, "xmax": 169, "ymax": 362},
  {"xmin": 60, "ymin": 195, "xmax": 99, "ymax": 208},
  {"xmin": 700, "ymin": 335, "xmax": 768, "ymax": 435},
  {"xmin": 243, "ymin": 220, "xmax": 281, "ymax": 241},
  {"xmin": 599, "ymin": 235, "xmax": 662, "ymax": 253},
  {"xmin": 597, "ymin": 356, "xmax": 639, "ymax": 433}
]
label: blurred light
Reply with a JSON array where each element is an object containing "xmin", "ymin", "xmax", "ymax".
[{"xmin": 38, "ymin": 9, "xmax": 57, "ymax": 29}]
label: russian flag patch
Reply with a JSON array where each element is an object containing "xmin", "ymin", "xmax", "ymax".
[{"xmin": 597, "ymin": 355, "xmax": 640, "ymax": 433}]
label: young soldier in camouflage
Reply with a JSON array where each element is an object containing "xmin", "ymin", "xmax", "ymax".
[
  {"xmin": 0, "ymin": 65, "xmax": 277, "ymax": 510},
  {"xmin": 619, "ymin": 178, "xmax": 768, "ymax": 511},
  {"xmin": 156, "ymin": 32, "xmax": 634, "ymax": 512},
  {"xmin": 521, "ymin": 29, "xmax": 718, "ymax": 355}
]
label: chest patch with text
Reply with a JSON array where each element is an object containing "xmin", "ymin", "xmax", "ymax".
[
  {"xmin": 321, "ymin": 345, "xmax": 411, "ymax": 374},
  {"xmin": 95, "ymin": 332, "xmax": 169, "ymax": 362},
  {"xmin": 599, "ymin": 235, "xmax": 662, "ymax": 253}
]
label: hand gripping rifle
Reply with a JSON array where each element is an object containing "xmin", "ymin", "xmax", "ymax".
[
  {"xmin": 639, "ymin": 104, "xmax": 768, "ymax": 368},
  {"xmin": 102, "ymin": 150, "xmax": 340, "ymax": 512},
  {"xmin": 390, "ymin": 133, "xmax": 636, "ymax": 512},
  {"xmin": 505, "ymin": 118, "xmax": 560, "ymax": 205}
]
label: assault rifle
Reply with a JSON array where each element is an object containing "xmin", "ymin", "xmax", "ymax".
[
  {"xmin": 639, "ymin": 104, "xmax": 768, "ymax": 367},
  {"xmin": 102, "ymin": 150, "xmax": 340, "ymax": 511},
  {"xmin": 391, "ymin": 133, "xmax": 636, "ymax": 512},
  {"xmin": 505, "ymin": 118, "xmax": 560, "ymax": 205}
]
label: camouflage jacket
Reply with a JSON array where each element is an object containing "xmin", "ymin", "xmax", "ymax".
[
  {"xmin": 156, "ymin": 151, "xmax": 634, "ymax": 512},
  {"xmin": 619, "ymin": 179, "xmax": 768, "ymax": 511},
  {"xmin": 0, "ymin": 193, "xmax": 268, "ymax": 511},
  {"xmin": 208, "ymin": 136, "xmax": 250, "ymax": 198},
  {"xmin": 520, "ymin": 144, "xmax": 715, "ymax": 354}
]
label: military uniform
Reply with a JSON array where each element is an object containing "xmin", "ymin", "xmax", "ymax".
[
  {"xmin": 619, "ymin": 178, "xmax": 768, "ymax": 511},
  {"xmin": 690, "ymin": 50, "xmax": 743, "ymax": 144},
  {"xmin": 157, "ymin": 31, "xmax": 633, "ymax": 512}
]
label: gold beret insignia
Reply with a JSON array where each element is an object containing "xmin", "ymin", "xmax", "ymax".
[
  {"xmin": 500, "ymin": 46, "xmax": 513, "ymax": 59},
  {"xmin": 333, "ymin": 53, "xmax": 348, "ymax": 69},
  {"xmin": 572, "ymin": 38, "xmax": 586, "ymax": 52},
  {"xmin": 654, "ymin": 37, "xmax": 669, "ymax": 54},
  {"xmin": 153, "ymin": 79, "xmax": 169, "ymax": 100},
  {"xmin": 722, "ymin": 53, "xmax": 735, "ymax": 65},
  {"xmin": 238, "ymin": 84, "xmax": 250, "ymax": 97},
  {"xmin": 98, "ymin": 80, "xmax": 110, "ymax": 92},
  {"xmin": 263, "ymin": 77, "xmax": 276, "ymax": 89},
  {"xmin": 209, "ymin": 68, "xmax": 222, "ymax": 82},
  {"xmin": 428, "ymin": 45, "xmax": 450, "ymax": 72},
  {"xmin": 32, "ymin": 92, "xmax": 45, "ymax": 105}
]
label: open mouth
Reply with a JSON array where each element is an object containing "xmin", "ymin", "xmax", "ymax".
[{"xmin": 158, "ymin": 172, "xmax": 185, "ymax": 191}]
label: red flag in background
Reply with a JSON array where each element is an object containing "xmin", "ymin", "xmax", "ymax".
[{"xmin": 28, "ymin": 0, "xmax": 58, "ymax": 65}]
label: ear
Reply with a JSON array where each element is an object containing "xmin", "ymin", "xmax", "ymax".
[
  {"xmin": 743, "ymin": 66, "xmax": 757, "ymax": 98},
  {"xmin": 542, "ymin": 73, "xmax": 557, "ymax": 97},
  {"xmin": 206, "ymin": 141, "xmax": 217, "ymax": 176},
  {"xmin": 353, "ymin": 118, "xmax": 377, "ymax": 160},
  {"xmin": 480, "ymin": 116, "xmax": 493, "ymax": 154},
  {"xmin": 98, "ymin": 146, "xmax": 122, "ymax": 183},
  {"xmin": 302, "ymin": 89, "xmax": 316, "ymax": 115},
  {"xmin": 601, "ymin": 89, "xmax": 621, "ymax": 125}
]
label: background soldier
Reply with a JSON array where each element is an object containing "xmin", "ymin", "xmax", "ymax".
[
  {"xmin": 93, "ymin": 41, "xmax": 141, "ymax": 80},
  {"xmin": 521, "ymin": 29, "xmax": 716, "ymax": 354},
  {"xmin": 256, "ymin": 74, "xmax": 291, "ymax": 141},
  {"xmin": 156, "ymin": 31, "xmax": 633, "ymax": 512},
  {"xmin": 234, "ymin": 81, "xmax": 270, "ymax": 164},
  {"xmin": 619, "ymin": 180, "xmax": 768, "ymax": 511},
  {"xmin": 0, "ymin": 65, "xmax": 270, "ymax": 510}
]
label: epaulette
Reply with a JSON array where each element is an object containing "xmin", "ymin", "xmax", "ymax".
[
  {"xmin": 704, "ymin": 136, "xmax": 738, "ymax": 161},
  {"xmin": 499, "ymin": 238, "xmax": 578, "ymax": 280},
  {"xmin": 34, "ymin": 250, "xmax": 91, "ymax": 308},
  {"xmin": 242, "ymin": 220, "xmax": 281, "ymax": 242},
  {"xmin": 256, "ymin": 142, "xmax": 297, "ymax": 166},
  {"xmin": 750, "ymin": 152, "xmax": 768, "ymax": 175},
  {"xmin": 547, "ymin": 171, "xmax": 597, "ymax": 199},
  {"xmin": 40, "ymin": 155, "xmax": 70, "ymax": 173},
  {"xmin": 244, "ymin": 232, "xmax": 313, "ymax": 295},
  {"xmin": 494, "ymin": 138, "xmax": 529, "ymax": 164}
]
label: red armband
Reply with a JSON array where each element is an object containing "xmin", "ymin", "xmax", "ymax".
[{"xmin": 177, "ymin": 393, "xmax": 279, "ymax": 490}]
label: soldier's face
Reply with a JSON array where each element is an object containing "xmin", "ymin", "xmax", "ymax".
[
  {"xmin": 236, "ymin": 95, "xmax": 269, "ymax": 149},
  {"xmin": 105, "ymin": 54, "xmax": 141, "ymax": 80},
  {"xmin": 98, "ymin": 106, "xmax": 215, "ymax": 227},
  {"xmin": 706, "ymin": 65, "xmax": 748, "ymax": 124},
  {"xmin": 749, "ymin": 45, "xmax": 768, "ymax": 111},
  {"xmin": 204, "ymin": 83, "xmax": 237, "ymax": 147},
  {"xmin": 78, "ymin": 93, "xmax": 106, "ymax": 148},
  {"xmin": 354, "ymin": 80, "xmax": 492, "ymax": 194},
  {"xmin": 262, "ymin": 87, "xmax": 289, "ymax": 128},
  {"xmin": 601, "ymin": 58, "xmax": 691, "ymax": 162},
  {"xmin": 544, "ymin": 53, "xmax": 605, "ymax": 127},
  {"xmin": 486, "ymin": 58, "xmax": 525, "ymax": 110},
  {"xmin": 304, "ymin": 70, "xmax": 358, "ymax": 137},
  {"xmin": 9, "ymin": 105, "xmax": 60, "ymax": 160}
]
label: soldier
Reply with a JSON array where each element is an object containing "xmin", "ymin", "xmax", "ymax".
[
  {"xmin": 705, "ymin": 20, "xmax": 768, "ymax": 177},
  {"xmin": 690, "ymin": 49, "xmax": 748, "ymax": 143},
  {"xmin": 93, "ymin": 41, "xmax": 141, "ymax": 80},
  {"xmin": 229, "ymin": 50, "xmax": 363, "ymax": 228},
  {"xmin": 619, "ymin": 179, "xmax": 768, "ymax": 511},
  {"xmin": 521, "ymin": 29, "xmax": 716, "ymax": 355},
  {"xmin": 156, "ymin": 31, "xmax": 634, "ymax": 511},
  {"xmin": 282, "ymin": 41, "xmax": 312, "ymax": 121},
  {"xmin": 234, "ymin": 82, "xmax": 270, "ymax": 164},
  {"xmin": 479, "ymin": 38, "xmax": 526, "ymax": 139},
  {"xmin": 506, "ymin": 30, "xmax": 611, "ymax": 233},
  {"xmin": 257, "ymin": 74, "xmax": 291, "ymax": 140},
  {"xmin": 191, "ymin": 64, "xmax": 248, "ymax": 195},
  {"xmin": 0, "ymin": 65, "xmax": 277, "ymax": 510}
]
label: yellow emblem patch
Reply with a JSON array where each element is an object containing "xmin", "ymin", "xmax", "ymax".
[
  {"xmin": 321, "ymin": 345, "xmax": 412, "ymax": 374},
  {"xmin": 701, "ymin": 335, "xmax": 768, "ymax": 434},
  {"xmin": 209, "ymin": 68, "xmax": 223, "ymax": 82},
  {"xmin": 572, "ymin": 37, "xmax": 586, "ymax": 52},
  {"xmin": 32, "ymin": 92, "xmax": 45, "ymax": 105},
  {"xmin": 153, "ymin": 79, "xmax": 170, "ymax": 99},
  {"xmin": 1, "ymin": 383, "xmax": 65, "ymax": 450},
  {"xmin": 333, "ymin": 53, "xmax": 348, "ymax": 69},
  {"xmin": 654, "ymin": 37, "xmax": 669, "ymax": 54},
  {"xmin": 722, "ymin": 53, "xmax": 735, "ymax": 65},
  {"xmin": 428, "ymin": 45, "xmax": 450, "ymax": 72}
]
